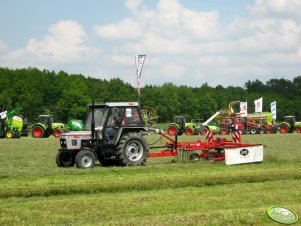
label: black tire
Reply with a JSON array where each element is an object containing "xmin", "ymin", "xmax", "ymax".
[
  {"xmin": 75, "ymin": 148, "xmax": 96, "ymax": 168},
  {"xmin": 116, "ymin": 132, "xmax": 148, "ymax": 166},
  {"xmin": 56, "ymin": 151, "xmax": 75, "ymax": 167},
  {"xmin": 206, "ymin": 153, "xmax": 215, "ymax": 161},
  {"xmin": 189, "ymin": 153, "xmax": 200, "ymax": 161},
  {"xmin": 249, "ymin": 127, "xmax": 257, "ymax": 134}
]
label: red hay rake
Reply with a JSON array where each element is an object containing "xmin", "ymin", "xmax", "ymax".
[{"xmin": 148, "ymin": 130, "xmax": 262, "ymax": 163}]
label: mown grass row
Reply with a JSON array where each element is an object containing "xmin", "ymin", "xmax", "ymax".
[{"xmin": 1, "ymin": 179, "xmax": 300, "ymax": 225}]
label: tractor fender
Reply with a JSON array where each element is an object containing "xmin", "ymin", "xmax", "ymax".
[{"xmin": 114, "ymin": 128, "xmax": 147, "ymax": 146}]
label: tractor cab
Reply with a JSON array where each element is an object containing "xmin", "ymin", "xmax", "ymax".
[
  {"xmin": 85, "ymin": 102, "xmax": 145, "ymax": 144},
  {"xmin": 56, "ymin": 102, "xmax": 149, "ymax": 168},
  {"xmin": 37, "ymin": 115, "xmax": 54, "ymax": 128}
]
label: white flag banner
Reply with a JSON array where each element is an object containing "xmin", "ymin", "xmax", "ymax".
[
  {"xmin": 270, "ymin": 101, "xmax": 277, "ymax": 120},
  {"xmin": 135, "ymin": 54, "xmax": 146, "ymax": 95},
  {"xmin": 254, "ymin": 97, "xmax": 263, "ymax": 113},
  {"xmin": 240, "ymin": 102, "xmax": 248, "ymax": 116},
  {"xmin": 0, "ymin": 111, "xmax": 7, "ymax": 119}
]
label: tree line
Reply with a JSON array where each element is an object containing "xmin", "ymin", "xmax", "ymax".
[{"xmin": 0, "ymin": 67, "xmax": 300, "ymax": 123}]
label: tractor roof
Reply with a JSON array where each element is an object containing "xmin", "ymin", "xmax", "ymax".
[{"xmin": 88, "ymin": 102, "xmax": 139, "ymax": 108}]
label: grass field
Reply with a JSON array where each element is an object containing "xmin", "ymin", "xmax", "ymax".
[{"xmin": 0, "ymin": 133, "xmax": 300, "ymax": 225}]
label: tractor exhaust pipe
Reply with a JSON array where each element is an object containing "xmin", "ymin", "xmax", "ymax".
[{"xmin": 91, "ymin": 100, "xmax": 95, "ymax": 140}]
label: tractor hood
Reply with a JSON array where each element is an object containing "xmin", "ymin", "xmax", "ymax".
[{"xmin": 60, "ymin": 130, "xmax": 92, "ymax": 139}]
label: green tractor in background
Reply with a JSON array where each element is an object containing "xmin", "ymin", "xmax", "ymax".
[
  {"xmin": 0, "ymin": 107, "xmax": 28, "ymax": 138},
  {"xmin": 278, "ymin": 116, "xmax": 301, "ymax": 133},
  {"xmin": 32, "ymin": 115, "xmax": 65, "ymax": 138},
  {"xmin": 32, "ymin": 115, "xmax": 84, "ymax": 138},
  {"xmin": 167, "ymin": 116, "xmax": 197, "ymax": 135}
]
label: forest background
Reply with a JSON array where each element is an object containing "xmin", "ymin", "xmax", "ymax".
[{"xmin": 0, "ymin": 67, "xmax": 300, "ymax": 123}]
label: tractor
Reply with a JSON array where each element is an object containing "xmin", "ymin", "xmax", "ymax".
[
  {"xmin": 167, "ymin": 116, "xmax": 197, "ymax": 135},
  {"xmin": 32, "ymin": 115, "xmax": 66, "ymax": 138},
  {"xmin": 0, "ymin": 107, "xmax": 28, "ymax": 138},
  {"xmin": 248, "ymin": 112, "xmax": 278, "ymax": 134},
  {"xmin": 278, "ymin": 116, "xmax": 301, "ymax": 133},
  {"xmin": 56, "ymin": 102, "xmax": 149, "ymax": 168},
  {"xmin": 219, "ymin": 116, "xmax": 260, "ymax": 135}
]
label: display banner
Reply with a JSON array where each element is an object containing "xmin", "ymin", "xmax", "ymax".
[
  {"xmin": 254, "ymin": 97, "xmax": 263, "ymax": 113},
  {"xmin": 270, "ymin": 101, "xmax": 277, "ymax": 120},
  {"xmin": 0, "ymin": 111, "xmax": 7, "ymax": 119},
  {"xmin": 240, "ymin": 101, "xmax": 248, "ymax": 116},
  {"xmin": 225, "ymin": 145, "xmax": 263, "ymax": 165}
]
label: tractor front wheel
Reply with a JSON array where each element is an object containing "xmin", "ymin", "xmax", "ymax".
[
  {"xmin": 279, "ymin": 124, "xmax": 289, "ymax": 133},
  {"xmin": 295, "ymin": 126, "xmax": 301, "ymax": 133},
  {"xmin": 56, "ymin": 151, "xmax": 75, "ymax": 167},
  {"xmin": 116, "ymin": 132, "xmax": 148, "ymax": 166},
  {"xmin": 75, "ymin": 148, "xmax": 96, "ymax": 168},
  {"xmin": 32, "ymin": 126, "xmax": 45, "ymax": 138},
  {"xmin": 5, "ymin": 130, "xmax": 14, "ymax": 138},
  {"xmin": 185, "ymin": 128, "xmax": 193, "ymax": 136},
  {"xmin": 53, "ymin": 128, "xmax": 62, "ymax": 138}
]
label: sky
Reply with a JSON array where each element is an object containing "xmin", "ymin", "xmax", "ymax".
[{"xmin": 0, "ymin": 0, "xmax": 301, "ymax": 88}]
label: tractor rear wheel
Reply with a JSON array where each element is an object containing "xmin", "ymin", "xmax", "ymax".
[
  {"xmin": 53, "ymin": 128, "xmax": 62, "ymax": 138},
  {"xmin": 32, "ymin": 125, "xmax": 45, "ymax": 138},
  {"xmin": 56, "ymin": 151, "xmax": 75, "ymax": 167},
  {"xmin": 279, "ymin": 123, "xmax": 289, "ymax": 133},
  {"xmin": 116, "ymin": 132, "xmax": 148, "ymax": 166},
  {"xmin": 75, "ymin": 148, "xmax": 96, "ymax": 168},
  {"xmin": 167, "ymin": 125, "xmax": 178, "ymax": 135},
  {"xmin": 200, "ymin": 128, "xmax": 209, "ymax": 135},
  {"xmin": 249, "ymin": 127, "xmax": 257, "ymax": 134},
  {"xmin": 219, "ymin": 127, "xmax": 229, "ymax": 135}
]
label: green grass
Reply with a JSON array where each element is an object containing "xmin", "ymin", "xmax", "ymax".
[{"xmin": 0, "ymin": 133, "xmax": 300, "ymax": 225}]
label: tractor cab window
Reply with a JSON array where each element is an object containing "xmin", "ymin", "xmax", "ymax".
[
  {"xmin": 39, "ymin": 116, "xmax": 50, "ymax": 125},
  {"xmin": 106, "ymin": 107, "xmax": 124, "ymax": 127},
  {"xmin": 84, "ymin": 108, "xmax": 108, "ymax": 131},
  {"xmin": 122, "ymin": 108, "xmax": 143, "ymax": 127}
]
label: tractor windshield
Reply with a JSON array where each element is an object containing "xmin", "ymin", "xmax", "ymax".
[{"xmin": 84, "ymin": 107, "xmax": 108, "ymax": 131}]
